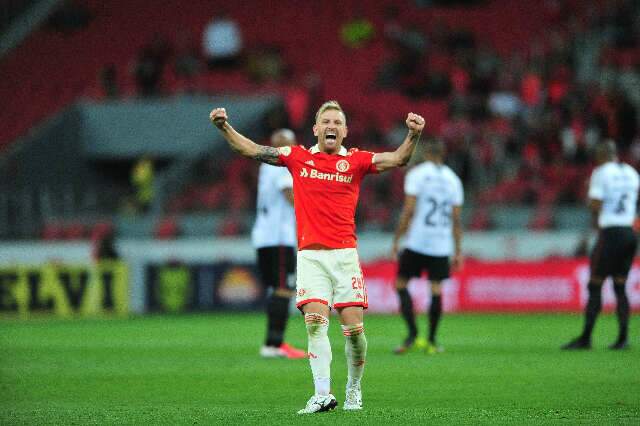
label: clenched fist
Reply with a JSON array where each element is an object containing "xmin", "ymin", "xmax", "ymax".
[
  {"xmin": 210, "ymin": 107, "xmax": 228, "ymax": 128},
  {"xmin": 406, "ymin": 112, "xmax": 425, "ymax": 133}
]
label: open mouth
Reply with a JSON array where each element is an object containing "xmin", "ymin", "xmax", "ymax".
[{"xmin": 325, "ymin": 134, "xmax": 337, "ymax": 141}]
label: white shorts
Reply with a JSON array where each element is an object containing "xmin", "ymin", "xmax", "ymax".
[{"xmin": 295, "ymin": 248, "xmax": 368, "ymax": 310}]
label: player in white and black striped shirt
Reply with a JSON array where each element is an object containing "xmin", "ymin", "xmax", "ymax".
[
  {"xmin": 563, "ymin": 141, "xmax": 639, "ymax": 350},
  {"xmin": 252, "ymin": 129, "xmax": 305, "ymax": 359},
  {"xmin": 391, "ymin": 139, "xmax": 464, "ymax": 355}
]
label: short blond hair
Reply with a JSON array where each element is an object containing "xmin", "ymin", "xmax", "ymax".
[{"xmin": 315, "ymin": 100, "xmax": 346, "ymax": 124}]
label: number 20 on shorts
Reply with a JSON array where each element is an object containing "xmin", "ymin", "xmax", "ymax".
[{"xmin": 351, "ymin": 276, "xmax": 364, "ymax": 290}]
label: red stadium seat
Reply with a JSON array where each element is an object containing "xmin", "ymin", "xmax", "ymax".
[
  {"xmin": 63, "ymin": 222, "xmax": 87, "ymax": 240},
  {"xmin": 155, "ymin": 217, "xmax": 179, "ymax": 239},
  {"xmin": 41, "ymin": 222, "xmax": 64, "ymax": 240}
]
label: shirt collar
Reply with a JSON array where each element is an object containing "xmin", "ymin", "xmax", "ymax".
[{"xmin": 310, "ymin": 144, "xmax": 347, "ymax": 156}]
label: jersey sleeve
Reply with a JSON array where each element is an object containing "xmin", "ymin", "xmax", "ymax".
[
  {"xmin": 588, "ymin": 168, "xmax": 604, "ymax": 200},
  {"xmin": 356, "ymin": 150, "xmax": 379, "ymax": 175},
  {"xmin": 452, "ymin": 174, "xmax": 464, "ymax": 206},
  {"xmin": 404, "ymin": 167, "xmax": 421, "ymax": 196},
  {"xmin": 276, "ymin": 145, "xmax": 299, "ymax": 168},
  {"xmin": 275, "ymin": 168, "xmax": 294, "ymax": 191}
]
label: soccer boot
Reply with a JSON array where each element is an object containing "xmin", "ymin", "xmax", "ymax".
[
  {"xmin": 279, "ymin": 343, "xmax": 307, "ymax": 359},
  {"xmin": 608, "ymin": 339, "xmax": 629, "ymax": 350},
  {"xmin": 297, "ymin": 394, "xmax": 338, "ymax": 414},
  {"xmin": 393, "ymin": 335, "xmax": 421, "ymax": 354},
  {"xmin": 343, "ymin": 382, "xmax": 362, "ymax": 411},
  {"xmin": 260, "ymin": 345, "xmax": 286, "ymax": 358},
  {"xmin": 425, "ymin": 341, "xmax": 444, "ymax": 355},
  {"xmin": 394, "ymin": 336, "xmax": 428, "ymax": 354},
  {"xmin": 561, "ymin": 336, "xmax": 591, "ymax": 350},
  {"xmin": 415, "ymin": 337, "xmax": 428, "ymax": 350}
]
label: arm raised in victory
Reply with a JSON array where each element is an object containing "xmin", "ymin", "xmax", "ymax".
[
  {"xmin": 209, "ymin": 107, "xmax": 282, "ymax": 166},
  {"xmin": 373, "ymin": 112, "xmax": 424, "ymax": 172}
]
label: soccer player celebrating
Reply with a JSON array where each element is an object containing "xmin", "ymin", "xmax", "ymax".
[
  {"xmin": 391, "ymin": 139, "xmax": 464, "ymax": 355},
  {"xmin": 210, "ymin": 101, "xmax": 424, "ymax": 413},
  {"xmin": 253, "ymin": 129, "xmax": 306, "ymax": 359},
  {"xmin": 562, "ymin": 141, "xmax": 639, "ymax": 350}
]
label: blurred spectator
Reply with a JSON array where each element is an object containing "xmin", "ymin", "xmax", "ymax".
[
  {"xmin": 174, "ymin": 31, "xmax": 202, "ymax": 90},
  {"xmin": 520, "ymin": 68, "xmax": 544, "ymax": 107},
  {"xmin": 618, "ymin": 63, "xmax": 640, "ymax": 106},
  {"xmin": 133, "ymin": 34, "xmax": 171, "ymax": 97},
  {"xmin": 202, "ymin": 11, "xmax": 243, "ymax": 70},
  {"xmin": 262, "ymin": 104, "xmax": 291, "ymax": 135},
  {"xmin": 131, "ymin": 156, "xmax": 155, "ymax": 213},
  {"xmin": 99, "ymin": 63, "xmax": 119, "ymax": 99},
  {"xmin": 247, "ymin": 46, "xmax": 286, "ymax": 84},
  {"xmin": 46, "ymin": 0, "xmax": 91, "ymax": 34},
  {"xmin": 94, "ymin": 231, "xmax": 120, "ymax": 261},
  {"xmin": 134, "ymin": 48, "xmax": 162, "ymax": 97},
  {"xmin": 612, "ymin": 89, "xmax": 638, "ymax": 151},
  {"xmin": 341, "ymin": 14, "xmax": 375, "ymax": 49},
  {"xmin": 376, "ymin": 6, "xmax": 427, "ymax": 94},
  {"xmin": 157, "ymin": 261, "xmax": 190, "ymax": 311},
  {"xmin": 487, "ymin": 72, "xmax": 521, "ymax": 118},
  {"xmin": 383, "ymin": 6, "xmax": 427, "ymax": 56}
]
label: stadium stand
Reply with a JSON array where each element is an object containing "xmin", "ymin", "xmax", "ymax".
[{"xmin": 1, "ymin": 0, "xmax": 639, "ymax": 238}]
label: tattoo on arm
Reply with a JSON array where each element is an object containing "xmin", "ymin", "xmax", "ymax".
[{"xmin": 254, "ymin": 146, "xmax": 282, "ymax": 166}]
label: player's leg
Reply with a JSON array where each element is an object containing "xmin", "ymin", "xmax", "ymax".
[
  {"xmin": 271, "ymin": 247, "xmax": 305, "ymax": 358},
  {"xmin": 303, "ymin": 302, "xmax": 333, "ymax": 394},
  {"xmin": 337, "ymin": 306, "xmax": 366, "ymax": 410},
  {"xmin": 257, "ymin": 247, "xmax": 287, "ymax": 357},
  {"xmin": 298, "ymin": 302, "xmax": 337, "ymax": 414},
  {"xmin": 426, "ymin": 280, "xmax": 444, "ymax": 353},
  {"xmin": 425, "ymin": 255, "xmax": 449, "ymax": 354},
  {"xmin": 393, "ymin": 249, "xmax": 421, "ymax": 354},
  {"xmin": 562, "ymin": 275, "xmax": 604, "ymax": 349},
  {"xmin": 338, "ymin": 306, "xmax": 366, "ymax": 411},
  {"xmin": 563, "ymin": 233, "xmax": 607, "ymax": 350},
  {"xmin": 332, "ymin": 248, "xmax": 368, "ymax": 410},
  {"xmin": 609, "ymin": 229, "xmax": 636, "ymax": 350},
  {"xmin": 611, "ymin": 278, "xmax": 630, "ymax": 350},
  {"xmin": 296, "ymin": 250, "xmax": 337, "ymax": 414}
]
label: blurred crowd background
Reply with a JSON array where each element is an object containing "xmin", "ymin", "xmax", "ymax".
[{"xmin": 1, "ymin": 0, "xmax": 639, "ymax": 243}]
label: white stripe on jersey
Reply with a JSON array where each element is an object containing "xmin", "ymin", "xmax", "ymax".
[
  {"xmin": 588, "ymin": 161, "xmax": 639, "ymax": 228},
  {"xmin": 404, "ymin": 161, "xmax": 464, "ymax": 257},
  {"xmin": 251, "ymin": 164, "xmax": 296, "ymax": 248}
]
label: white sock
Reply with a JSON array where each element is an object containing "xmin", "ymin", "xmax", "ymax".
[
  {"xmin": 305, "ymin": 313, "xmax": 331, "ymax": 395},
  {"xmin": 342, "ymin": 323, "xmax": 367, "ymax": 387}
]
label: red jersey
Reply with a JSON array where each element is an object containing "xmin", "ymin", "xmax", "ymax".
[{"xmin": 277, "ymin": 144, "xmax": 378, "ymax": 249}]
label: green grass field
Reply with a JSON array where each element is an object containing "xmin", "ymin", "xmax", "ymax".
[{"xmin": 1, "ymin": 313, "xmax": 639, "ymax": 425}]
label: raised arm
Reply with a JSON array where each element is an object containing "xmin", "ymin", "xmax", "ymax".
[
  {"xmin": 373, "ymin": 112, "xmax": 425, "ymax": 172},
  {"xmin": 209, "ymin": 107, "xmax": 282, "ymax": 166}
]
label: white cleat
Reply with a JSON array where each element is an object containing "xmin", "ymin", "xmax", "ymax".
[
  {"xmin": 343, "ymin": 383, "xmax": 362, "ymax": 410},
  {"xmin": 259, "ymin": 345, "xmax": 286, "ymax": 358},
  {"xmin": 297, "ymin": 394, "xmax": 338, "ymax": 414}
]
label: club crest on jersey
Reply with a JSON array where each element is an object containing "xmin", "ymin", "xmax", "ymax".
[
  {"xmin": 278, "ymin": 146, "xmax": 291, "ymax": 156},
  {"xmin": 336, "ymin": 159, "xmax": 350, "ymax": 172}
]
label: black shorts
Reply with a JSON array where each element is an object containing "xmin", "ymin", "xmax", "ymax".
[
  {"xmin": 590, "ymin": 226, "xmax": 637, "ymax": 279},
  {"xmin": 256, "ymin": 246, "xmax": 296, "ymax": 290},
  {"xmin": 398, "ymin": 248, "xmax": 450, "ymax": 282}
]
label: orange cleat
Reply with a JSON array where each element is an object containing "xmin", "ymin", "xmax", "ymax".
[{"xmin": 280, "ymin": 343, "xmax": 307, "ymax": 359}]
